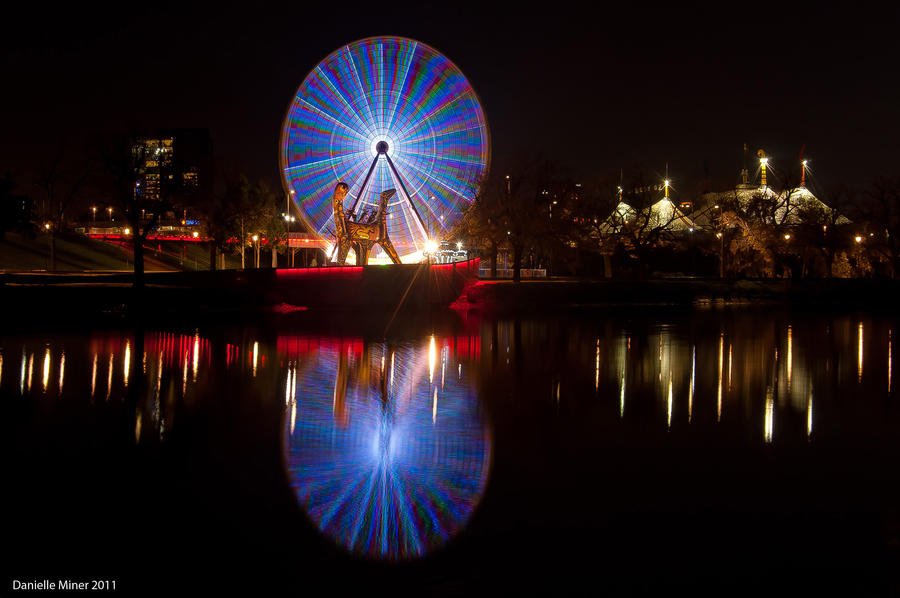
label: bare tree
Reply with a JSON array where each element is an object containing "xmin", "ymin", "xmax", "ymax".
[
  {"xmin": 860, "ymin": 177, "xmax": 900, "ymax": 278},
  {"xmin": 98, "ymin": 134, "xmax": 171, "ymax": 289},
  {"xmin": 37, "ymin": 140, "xmax": 93, "ymax": 270}
]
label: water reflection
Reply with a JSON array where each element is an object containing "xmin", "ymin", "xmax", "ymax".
[
  {"xmin": 281, "ymin": 337, "xmax": 492, "ymax": 561},
  {"xmin": 480, "ymin": 313, "xmax": 896, "ymax": 445},
  {"xmin": 2, "ymin": 310, "xmax": 899, "ymax": 565}
]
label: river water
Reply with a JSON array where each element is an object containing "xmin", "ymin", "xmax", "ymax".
[{"xmin": 4, "ymin": 307, "xmax": 900, "ymax": 594}]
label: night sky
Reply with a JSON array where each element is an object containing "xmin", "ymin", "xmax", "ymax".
[{"xmin": 2, "ymin": 2, "xmax": 898, "ymax": 195}]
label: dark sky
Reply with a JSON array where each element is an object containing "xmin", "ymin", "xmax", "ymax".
[{"xmin": 2, "ymin": 1, "xmax": 898, "ymax": 195}]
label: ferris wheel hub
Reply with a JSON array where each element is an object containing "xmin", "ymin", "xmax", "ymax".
[{"xmin": 375, "ymin": 140, "xmax": 389, "ymax": 154}]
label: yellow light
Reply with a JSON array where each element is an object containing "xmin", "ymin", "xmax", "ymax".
[
  {"xmin": 424, "ymin": 239, "xmax": 438, "ymax": 254},
  {"xmin": 664, "ymin": 179, "xmax": 670, "ymax": 187},
  {"xmin": 802, "ymin": 160, "xmax": 808, "ymax": 166},
  {"xmin": 855, "ymin": 235, "xmax": 863, "ymax": 243},
  {"xmin": 784, "ymin": 233, "xmax": 791, "ymax": 240},
  {"xmin": 760, "ymin": 157, "xmax": 768, "ymax": 165},
  {"xmin": 428, "ymin": 335, "xmax": 436, "ymax": 384},
  {"xmin": 457, "ymin": 241, "xmax": 462, "ymax": 250},
  {"xmin": 124, "ymin": 227, "xmax": 131, "ymax": 235},
  {"xmin": 252, "ymin": 234, "xmax": 259, "ymax": 242},
  {"xmin": 192, "ymin": 231, "xmax": 199, "ymax": 238}
]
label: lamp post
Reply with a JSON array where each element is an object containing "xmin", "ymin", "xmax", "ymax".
[
  {"xmin": 91, "ymin": 206, "xmax": 96, "ymax": 224},
  {"xmin": 715, "ymin": 204, "xmax": 724, "ymax": 278},
  {"xmin": 287, "ymin": 189, "xmax": 295, "ymax": 267},
  {"xmin": 252, "ymin": 234, "xmax": 259, "ymax": 268},
  {"xmin": 286, "ymin": 216, "xmax": 296, "ymax": 266},
  {"xmin": 107, "ymin": 207, "xmax": 113, "ymax": 223}
]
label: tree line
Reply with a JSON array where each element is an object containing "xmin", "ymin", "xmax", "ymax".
[{"xmin": 454, "ymin": 159, "xmax": 900, "ymax": 280}]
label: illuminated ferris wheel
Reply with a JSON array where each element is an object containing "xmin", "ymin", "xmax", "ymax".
[{"xmin": 280, "ymin": 36, "xmax": 490, "ymax": 263}]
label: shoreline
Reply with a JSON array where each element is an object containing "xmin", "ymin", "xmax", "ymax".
[{"xmin": 2, "ymin": 270, "xmax": 898, "ymax": 326}]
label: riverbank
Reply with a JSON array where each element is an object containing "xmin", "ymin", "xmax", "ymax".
[
  {"xmin": 3, "ymin": 269, "xmax": 898, "ymax": 326},
  {"xmin": 0, "ymin": 262, "xmax": 477, "ymax": 326},
  {"xmin": 457, "ymin": 277, "xmax": 900, "ymax": 313}
]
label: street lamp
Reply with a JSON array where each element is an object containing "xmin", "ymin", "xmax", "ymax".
[
  {"xmin": 91, "ymin": 206, "xmax": 96, "ymax": 224},
  {"xmin": 855, "ymin": 235, "xmax": 863, "ymax": 244},
  {"xmin": 252, "ymin": 234, "xmax": 260, "ymax": 267},
  {"xmin": 717, "ymin": 204, "xmax": 725, "ymax": 278},
  {"xmin": 784, "ymin": 233, "xmax": 791, "ymax": 241},
  {"xmin": 107, "ymin": 207, "xmax": 113, "ymax": 222}
]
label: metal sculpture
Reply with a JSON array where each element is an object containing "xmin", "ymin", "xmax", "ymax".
[{"xmin": 332, "ymin": 181, "xmax": 401, "ymax": 266}]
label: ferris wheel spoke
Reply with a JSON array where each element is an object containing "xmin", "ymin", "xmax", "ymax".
[
  {"xmin": 403, "ymin": 122, "xmax": 486, "ymax": 147},
  {"xmin": 347, "ymin": 52, "xmax": 380, "ymax": 133},
  {"xmin": 298, "ymin": 97, "xmax": 370, "ymax": 142},
  {"xmin": 397, "ymin": 146, "xmax": 485, "ymax": 168},
  {"xmin": 314, "ymin": 65, "xmax": 375, "ymax": 139},
  {"xmin": 393, "ymin": 153, "xmax": 472, "ymax": 203},
  {"xmin": 398, "ymin": 96, "xmax": 473, "ymax": 142},
  {"xmin": 284, "ymin": 149, "xmax": 365, "ymax": 174},
  {"xmin": 385, "ymin": 43, "xmax": 417, "ymax": 133}
]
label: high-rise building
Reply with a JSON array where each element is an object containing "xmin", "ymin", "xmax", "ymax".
[{"xmin": 132, "ymin": 129, "xmax": 212, "ymax": 203}]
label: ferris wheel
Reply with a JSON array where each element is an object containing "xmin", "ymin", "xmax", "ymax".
[{"xmin": 280, "ymin": 36, "xmax": 490, "ymax": 264}]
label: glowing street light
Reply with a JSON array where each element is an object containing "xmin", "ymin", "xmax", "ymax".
[
  {"xmin": 192, "ymin": 231, "xmax": 199, "ymax": 239},
  {"xmin": 855, "ymin": 235, "xmax": 863, "ymax": 244},
  {"xmin": 457, "ymin": 241, "xmax": 462, "ymax": 251},
  {"xmin": 784, "ymin": 233, "xmax": 791, "ymax": 240},
  {"xmin": 758, "ymin": 150, "xmax": 768, "ymax": 187},
  {"xmin": 124, "ymin": 227, "xmax": 131, "ymax": 236},
  {"xmin": 91, "ymin": 206, "xmax": 97, "ymax": 224},
  {"xmin": 44, "ymin": 222, "xmax": 50, "ymax": 231}
]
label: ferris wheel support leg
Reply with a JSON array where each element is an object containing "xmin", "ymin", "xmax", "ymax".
[
  {"xmin": 385, "ymin": 154, "xmax": 429, "ymax": 238},
  {"xmin": 348, "ymin": 154, "xmax": 381, "ymax": 215}
]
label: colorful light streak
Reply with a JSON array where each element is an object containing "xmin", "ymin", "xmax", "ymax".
[
  {"xmin": 106, "ymin": 353, "xmax": 113, "ymax": 400},
  {"xmin": 283, "ymin": 339, "xmax": 491, "ymax": 560},
  {"xmin": 688, "ymin": 345, "xmax": 695, "ymax": 422},
  {"xmin": 280, "ymin": 37, "xmax": 490, "ymax": 262},
  {"xmin": 858, "ymin": 322, "xmax": 864, "ymax": 382},
  {"xmin": 717, "ymin": 333, "xmax": 723, "ymax": 421},
  {"xmin": 42, "ymin": 347, "xmax": 50, "ymax": 393}
]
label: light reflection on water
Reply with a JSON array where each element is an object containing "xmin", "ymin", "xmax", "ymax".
[
  {"xmin": 2, "ymin": 310, "xmax": 899, "ymax": 566},
  {"xmin": 280, "ymin": 337, "xmax": 492, "ymax": 560}
]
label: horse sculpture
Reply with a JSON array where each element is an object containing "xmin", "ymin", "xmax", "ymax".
[{"xmin": 332, "ymin": 181, "xmax": 402, "ymax": 266}]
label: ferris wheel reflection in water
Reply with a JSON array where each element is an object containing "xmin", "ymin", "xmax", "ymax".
[{"xmin": 281, "ymin": 337, "xmax": 492, "ymax": 560}]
